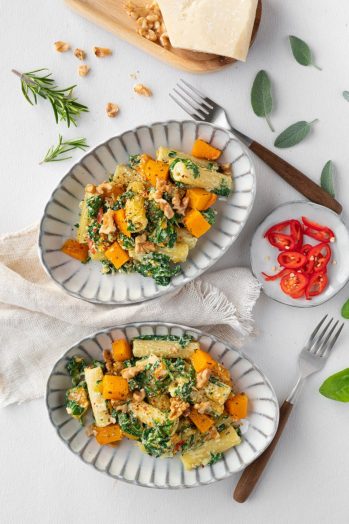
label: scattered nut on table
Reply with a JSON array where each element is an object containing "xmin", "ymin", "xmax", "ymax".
[
  {"xmin": 78, "ymin": 65, "xmax": 90, "ymax": 77},
  {"xmin": 133, "ymin": 83, "xmax": 152, "ymax": 96},
  {"xmin": 54, "ymin": 41, "xmax": 70, "ymax": 52},
  {"xmin": 74, "ymin": 48, "xmax": 86, "ymax": 60},
  {"xmin": 106, "ymin": 102, "xmax": 119, "ymax": 118},
  {"xmin": 93, "ymin": 46, "xmax": 112, "ymax": 57}
]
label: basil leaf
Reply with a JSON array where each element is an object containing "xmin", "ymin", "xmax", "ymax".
[
  {"xmin": 343, "ymin": 91, "xmax": 349, "ymax": 102},
  {"xmin": 320, "ymin": 160, "xmax": 335, "ymax": 197},
  {"xmin": 274, "ymin": 120, "xmax": 318, "ymax": 149},
  {"xmin": 341, "ymin": 299, "xmax": 349, "ymax": 319},
  {"xmin": 289, "ymin": 35, "xmax": 321, "ymax": 70},
  {"xmin": 251, "ymin": 70, "xmax": 274, "ymax": 132},
  {"xmin": 319, "ymin": 369, "xmax": 349, "ymax": 402}
]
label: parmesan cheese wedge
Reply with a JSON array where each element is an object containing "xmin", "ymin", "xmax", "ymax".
[{"xmin": 157, "ymin": 0, "xmax": 258, "ymax": 61}]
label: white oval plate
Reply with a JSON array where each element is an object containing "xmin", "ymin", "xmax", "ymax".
[
  {"xmin": 46, "ymin": 322, "xmax": 279, "ymax": 489},
  {"xmin": 250, "ymin": 201, "xmax": 349, "ymax": 307},
  {"xmin": 39, "ymin": 120, "xmax": 255, "ymax": 304}
]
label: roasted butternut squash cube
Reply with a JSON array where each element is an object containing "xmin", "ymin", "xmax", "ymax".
[
  {"xmin": 102, "ymin": 375, "xmax": 129, "ymax": 400},
  {"xmin": 189, "ymin": 409, "xmax": 214, "ymax": 433},
  {"xmin": 112, "ymin": 338, "xmax": 132, "ymax": 361},
  {"xmin": 225, "ymin": 393, "xmax": 248, "ymax": 419},
  {"xmin": 183, "ymin": 209, "xmax": 211, "ymax": 238},
  {"xmin": 190, "ymin": 349, "xmax": 217, "ymax": 373},
  {"xmin": 114, "ymin": 208, "xmax": 131, "ymax": 237},
  {"xmin": 192, "ymin": 139, "xmax": 221, "ymax": 160},
  {"xmin": 187, "ymin": 188, "xmax": 217, "ymax": 211},
  {"xmin": 61, "ymin": 239, "xmax": 89, "ymax": 262},
  {"xmin": 105, "ymin": 241, "xmax": 130, "ymax": 269},
  {"xmin": 94, "ymin": 424, "xmax": 123, "ymax": 445},
  {"xmin": 141, "ymin": 157, "xmax": 169, "ymax": 187}
]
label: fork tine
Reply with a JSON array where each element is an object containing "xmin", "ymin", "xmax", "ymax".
[
  {"xmin": 315, "ymin": 320, "xmax": 339, "ymax": 355},
  {"xmin": 169, "ymin": 93, "xmax": 205, "ymax": 121},
  {"xmin": 309, "ymin": 318, "xmax": 334, "ymax": 353},
  {"xmin": 179, "ymin": 79, "xmax": 215, "ymax": 108},
  {"xmin": 173, "ymin": 87, "xmax": 208, "ymax": 118},
  {"xmin": 306, "ymin": 314, "xmax": 328, "ymax": 345},
  {"xmin": 320, "ymin": 322, "xmax": 344, "ymax": 358},
  {"xmin": 178, "ymin": 80, "xmax": 214, "ymax": 110}
]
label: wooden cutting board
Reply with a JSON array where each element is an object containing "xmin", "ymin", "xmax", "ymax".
[{"xmin": 65, "ymin": 0, "xmax": 262, "ymax": 73}]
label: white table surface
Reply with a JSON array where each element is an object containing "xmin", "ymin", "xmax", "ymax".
[{"xmin": 1, "ymin": 1, "xmax": 349, "ymax": 523}]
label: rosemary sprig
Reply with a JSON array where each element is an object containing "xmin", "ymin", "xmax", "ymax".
[
  {"xmin": 12, "ymin": 68, "xmax": 89, "ymax": 127},
  {"xmin": 40, "ymin": 135, "xmax": 89, "ymax": 163}
]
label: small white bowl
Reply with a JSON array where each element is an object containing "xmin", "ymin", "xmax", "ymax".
[{"xmin": 250, "ymin": 201, "xmax": 349, "ymax": 307}]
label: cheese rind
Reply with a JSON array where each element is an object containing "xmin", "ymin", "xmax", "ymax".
[{"xmin": 157, "ymin": 0, "xmax": 258, "ymax": 61}]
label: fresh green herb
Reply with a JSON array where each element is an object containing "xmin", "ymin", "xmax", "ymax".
[
  {"xmin": 87, "ymin": 220, "xmax": 100, "ymax": 243},
  {"xmin": 209, "ymin": 376, "xmax": 220, "ymax": 385},
  {"xmin": 251, "ymin": 70, "xmax": 274, "ymax": 132},
  {"xmin": 74, "ymin": 223, "xmax": 80, "ymax": 228},
  {"xmin": 118, "ymin": 233, "xmax": 135, "ymax": 250},
  {"xmin": 91, "ymin": 360, "xmax": 105, "ymax": 370},
  {"xmin": 117, "ymin": 412, "xmax": 143, "ymax": 439},
  {"xmin": 141, "ymin": 421, "xmax": 174, "ymax": 457},
  {"xmin": 289, "ymin": 36, "xmax": 321, "ymax": 70},
  {"xmin": 213, "ymin": 178, "xmax": 230, "ymax": 197},
  {"xmin": 127, "ymin": 220, "xmax": 138, "ymax": 233},
  {"xmin": 341, "ymin": 299, "xmax": 349, "ymax": 319},
  {"xmin": 208, "ymin": 452, "xmax": 223, "ymax": 465},
  {"xmin": 343, "ymin": 91, "xmax": 349, "ymax": 102},
  {"xmin": 319, "ymin": 369, "xmax": 349, "ymax": 402},
  {"xmin": 66, "ymin": 356, "xmax": 87, "ymax": 386},
  {"xmin": 135, "ymin": 334, "xmax": 193, "ymax": 348},
  {"xmin": 134, "ymin": 253, "xmax": 181, "ymax": 286},
  {"xmin": 236, "ymin": 427, "xmax": 242, "ymax": 437},
  {"xmin": 169, "ymin": 158, "xmax": 200, "ymax": 178},
  {"xmin": 181, "ymin": 434, "xmax": 195, "ymax": 452},
  {"xmin": 201, "ymin": 208, "xmax": 217, "ymax": 225},
  {"xmin": 40, "ymin": 135, "xmax": 88, "ymax": 163},
  {"xmin": 128, "ymin": 154, "xmax": 141, "ymax": 168},
  {"xmin": 101, "ymin": 259, "xmax": 116, "ymax": 274},
  {"xmin": 86, "ymin": 196, "xmax": 103, "ymax": 218},
  {"xmin": 65, "ymin": 386, "xmax": 89, "ymax": 421},
  {"xmin": 320, "ymin": 160, "xmax": 336, "ymax": 198},
  {"xmin": 207, "ymin": 162, "xmax": 218, "ymax": 171},
  {"xmin": 113, "ymin": 191, "xmax": 135, "ymax": 210},
  {"xmin": 274, "ymin": 120, "xmax": 318, "ymax": 149},
  {"xmin": 13, "ymin": 68, "xmax": 89, "ymax": 127},
  {"xmin": 174, "ymin": 379, "xmax": 194, "ymax": 402},
  {"xmin": 168, "ymin": 150, "xmax": 177, "ymax": 158}
]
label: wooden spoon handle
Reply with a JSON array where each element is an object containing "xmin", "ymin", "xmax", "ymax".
[
  {"xmin": 249, "ymin": 141, "xmax": 342, "ymax": 214},
  {"xmin": 233, "ymin": 400, "xmax": 293, "ymax": 503}
]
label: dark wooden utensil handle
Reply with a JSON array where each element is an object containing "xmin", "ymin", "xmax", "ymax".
[
  {"xmin": 249, "ymin": 141, "xmax": 342, "ymax": 214},
  {"xmin": 233, "ymin": 400, "xmax": 293, "ymax": 503}
]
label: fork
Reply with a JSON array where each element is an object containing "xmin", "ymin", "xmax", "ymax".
[
  {"xmin": 233, "ymin": 315, "xmax": 344, "ymax": 502},
  {"xmin": 170, "ymin": 80, "xmax": 342, "ymax": 214}
]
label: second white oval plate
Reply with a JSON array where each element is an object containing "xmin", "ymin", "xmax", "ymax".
[
  {"xmin": 39, "ymin": 120, "xmax": 256, "ymax": 304},
  {"xmin": 46, "ymin": 322, "xmax": 279, "ymax": 489}
]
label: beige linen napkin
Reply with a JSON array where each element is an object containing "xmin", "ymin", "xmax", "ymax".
[{"xmin": 0, "ymin": 224, "xmax": 260, "ymax": 407}]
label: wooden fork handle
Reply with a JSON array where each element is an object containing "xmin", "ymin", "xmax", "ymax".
[
  {"xmin": 249, "ymin": 141, "xmax": 342, "ymax": 214},
  {"xmin": 233, "ymin": 400, "xmax": 293, "ymax": 503}
]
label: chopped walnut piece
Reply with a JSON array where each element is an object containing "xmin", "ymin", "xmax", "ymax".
[
  {"xmin": 85, "ymin": 183, "xmax": 96, "ymax": 194},
  {"xmin": 54, "ymin": 41, "xmax": 70, "ymax": 52},
  {"xmin": 134, "ymin": 83, "xmax": 152, "ymax": 97},
  {"xmin": 135, "ymin": 233, "xmax": 156, "ymax": 255},
  {"xmin": 133, "ymin": 389, "xmax": 146, "ymax": 402},
  {"xmin": 196, "ymin": 368, "xmax": 211, "ymax": 389},
  {"xmin": 206, "ymin": 426, "xmax": 220, "ymax": 441},
  {"xmin": 159, "ymin": 32, "xmax": 171, "ymax": 49},
  {"xmin": 110, "ymin": 401, "xmax": 129, "ymax": 413},
  {"xmin": 220, "ymin": 162, "xmax": 232, "ymax": 175},
  {"xmin": 74, "ymin": 48, "xmax": 86, "ymax": 60},
  {"xmin": 194, "ymin": 401, "xmax": 211, "ymax": 414},
  {"xmin": 172, "ymin": 190, "xmax": 189, "ymax": 215},
  {"xmin": 157, "ymin": 199, "xmax": 174, "ymax": 219},
  {"xmin": 99, "ymin": 209, "xmax": 116, "ymax": 235},
  {"xmin": 78, "ymin": 65, "xmax": 90, "ymax": 77},
  {"xmin": 93, "ymin": 46, "xmax": 112, "ymax": 57},
  {"xmin": 103, "ymin": 349, "xmax": 114, "ymax": 372},
  {"xmin": 169, "ymin": 397, "xmax": 189, "ymax": 421},
  {"xmin": 124, "ymin": 1, "xmax": 170, "ymax": 48},
  {"xmin": 106, "ymin": 102, "xmax": 119, "ymax": 118},
  {"xmin": 96, "ymin": 182, "xmax": 114, "ymax": 195}
]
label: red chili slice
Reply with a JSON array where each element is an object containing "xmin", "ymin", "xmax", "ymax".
[
  {"xmin": 267, "ymin": 232, "xmax": 295, "ymax": 251},
  {"xmin": 280, "ymin": 272, "xmax": 308, "ymax": 296},
  {"xmin": 289, "ymin": 287, "xmax": 306, "ymax": 299},
  {"xmin": 302, "ymin": 244, "xmax": 313, "ymax": 255},
  {"xmin": 264, "ymin": 220, "xmax": 292, "ymax": 238},
  {"xmin": 305, "ymin": 272, "xmax": 328, "ymax": 299},
  {"xmin": 290, "ymin": 220, "xmax": 303, "ymax": 250},
  {"xmin": 262, "ymin": 268, "xmax": 292, "ymax": 281},
  {"xmin": 97, "ymin": 207, "xmax": 104, "ymax": 224},
  {"xmin": 302, "ymin": 216, "xmax": 335, "ymax": 243},
  {"xmin": 307, "ymin": 243, "xmax": 331, "ymax": 272},
  {"xmin": 277, "ymin": 251, "xmax": 307, "ymax": 269}
]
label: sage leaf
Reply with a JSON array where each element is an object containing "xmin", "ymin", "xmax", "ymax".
[
  {"xmin": 341, "ymin": 298, "xmax": 349, "ymax": 319},
  {"xmin": 320, "ymin": 160, "xmax": 335, "ymax": 197},
  {"xmin": 274, "ymin": 120, "xmax": 318, "ymax": 149},
  {"xmin": 319, "ymin": 369, "xmax": 349, "ymax": 402},
  {"xmin": 289, "ymin": 35, "xmax": 322, "ymax": 70},
  {"xmin": 251, "ymin": 70, "xmax": 274, "ymax": 132},
  {"xmin": 343, "ymin": 91, "xmax": 349, "ymax": 102}
]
